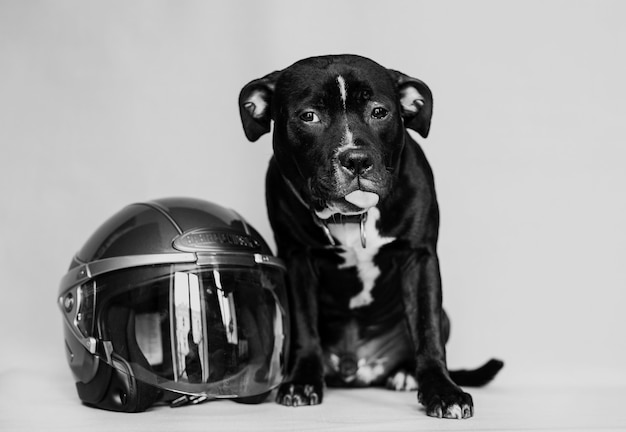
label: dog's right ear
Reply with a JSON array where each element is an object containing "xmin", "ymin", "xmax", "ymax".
[
  {"xmin": 388, "ymin": 69, "xmax": 433, "ymax": 138},
  {"xmin": 238, "ymin": 70, "xmax": 281, "ymax": 142}
]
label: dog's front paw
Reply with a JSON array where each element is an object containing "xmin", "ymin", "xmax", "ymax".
[
  {"xmin": 276, "ymin": 382, "xmax": 323, "ymax": 407},
  {"xmin": 418, "ymin": 385, "xmax": 473, "ymax": 419}
]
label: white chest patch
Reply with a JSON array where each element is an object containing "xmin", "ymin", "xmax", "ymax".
[{"xmin": 327, "ymin": 207, "xmax": 395, "ymax": 309}]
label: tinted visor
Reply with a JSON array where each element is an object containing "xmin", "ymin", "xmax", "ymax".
[{"xmin": 63, "ymin": 263, "xmax": 286, "ymax": 400}]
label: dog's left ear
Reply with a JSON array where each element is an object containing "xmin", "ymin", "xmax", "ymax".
[
  {"xmin": 239, "ymin": 70, "xmax": 281, "ymax": 142},
  {"xmin": 388, "ymin": 70, "xmax": 433, "ymax": 138}
]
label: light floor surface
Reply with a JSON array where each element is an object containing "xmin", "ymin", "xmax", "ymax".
[{"xmin": 1, "ymin": 368, "xmax": 625, "ymax": 432}]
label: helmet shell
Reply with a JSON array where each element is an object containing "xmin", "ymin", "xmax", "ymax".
[{"xmin": 71, "ymin": 197, "xmax": 272, "ymax": 269}]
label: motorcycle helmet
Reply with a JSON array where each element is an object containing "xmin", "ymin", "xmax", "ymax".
[{"xmin": 58, "ymin": 197, "xmax": 289, "ymax": 412}]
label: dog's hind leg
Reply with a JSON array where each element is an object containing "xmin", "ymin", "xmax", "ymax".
[{"xmin": 386, "ymin": 369, "xmax": 419, "ymax": 391}]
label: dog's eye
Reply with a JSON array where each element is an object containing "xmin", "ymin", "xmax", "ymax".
[
  {"xmin": 300, "ymin": 112, "xmax": 320, "ymax": 123},
  {"xmin": 371, "ymin": 107, "xmax": 389, "ymax": 119}
]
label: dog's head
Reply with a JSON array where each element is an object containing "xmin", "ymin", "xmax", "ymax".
[{"xmin": 239, "ymin": 55, "xmax": 432, "ymax": 219}]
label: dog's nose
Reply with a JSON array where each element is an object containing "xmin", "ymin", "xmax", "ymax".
[{"xmin": 339, "ymin": 150, "xmax": 373, "ymax": 176}]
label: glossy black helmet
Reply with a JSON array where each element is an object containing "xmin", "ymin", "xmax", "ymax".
[{"xmin": 59, "ymin": 197, "xmax": 288, "ymax": 412}]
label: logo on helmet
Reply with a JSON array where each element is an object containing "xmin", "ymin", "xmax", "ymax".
[{"xmin": 173, "ymin": 228, "xmax": 262, "ymax": 252}]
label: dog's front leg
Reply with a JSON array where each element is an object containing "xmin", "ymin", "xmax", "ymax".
[
  {"xmin": 402, "ymin": 250, "xmax": 473, "ymax": 419},
  {"xmin": 276, "ymin": 252, "xmax": 325, "ymax": 407}
]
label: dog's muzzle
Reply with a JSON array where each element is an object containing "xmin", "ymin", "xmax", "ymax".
[{"xmin": 282, "ymin": 175, "xmax": 375, "ymax": 249}]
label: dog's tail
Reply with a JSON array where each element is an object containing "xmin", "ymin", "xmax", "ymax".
[{"xmin": 449, "ymin": 358, "xmax": 504, "ymax": 387}]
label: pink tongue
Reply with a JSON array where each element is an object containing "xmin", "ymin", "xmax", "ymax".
[{"xmin": 344, "ymin": 190, "xmax": 379, "ymax": 208}]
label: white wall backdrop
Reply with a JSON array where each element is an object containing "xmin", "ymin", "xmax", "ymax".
[{"xmin": 1, "ymin": 0, "xmax": 625, "ymax": 386}]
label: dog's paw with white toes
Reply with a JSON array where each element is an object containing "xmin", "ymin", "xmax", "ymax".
[{"xmin": 386, "ymin": 370, "xmax": 418, "ymax": 391}]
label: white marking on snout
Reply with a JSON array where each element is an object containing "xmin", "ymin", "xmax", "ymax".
[
  {"xmin": 342, "ymin": 127, "xmax": 354, "ymax": 149},
  {"xmin": 337, "ymin": 75, "xmax": 348, "ymax": 109},
  {"xmin": 327, "ymin": 207, "xmax": 394, "ymax": 309},
  {"xmin": 335, "ymin": 75, "xmax": 357, "ymax": 160}
]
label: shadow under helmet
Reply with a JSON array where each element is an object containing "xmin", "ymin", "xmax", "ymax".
[{"xmin": 58, "ymin": 197, "xmax": 288, "ymax": 412}]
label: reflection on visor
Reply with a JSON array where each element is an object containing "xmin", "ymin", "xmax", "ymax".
[
  {"xmin": 61, "ymin": 264, "xmax": 286, "ymax": 400},
  {"xmin": 171, "ymin": 271, "xmax": 209, "ymax": 383}
]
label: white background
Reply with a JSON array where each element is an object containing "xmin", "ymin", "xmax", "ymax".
[{"xmin": 1, "ymin": 0, "xmax": 625, "ymax": 391}]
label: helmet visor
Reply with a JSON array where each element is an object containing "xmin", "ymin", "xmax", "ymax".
[{"xmin": 62, "ymin": 263, "xmax": 286, "ymax": 400}]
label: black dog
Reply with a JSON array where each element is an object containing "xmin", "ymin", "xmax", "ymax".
[{"xmin": 239, "ymin": 54, "xmax": 502, "ymax": 419}]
